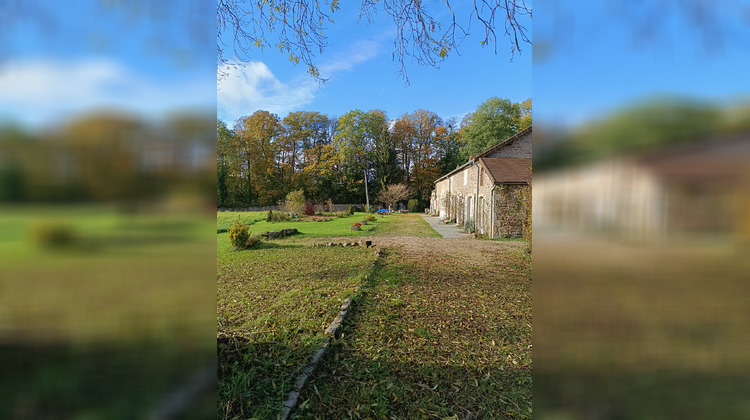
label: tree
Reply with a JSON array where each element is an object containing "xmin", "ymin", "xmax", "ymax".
[
  {"xmin": 217, "ymin": 119, "xmax": 233, "ymax": 207},
  {"xmin": 377, "ymin": 183, "xmax": 411, "ymax": 212},
  {"xmin": 217, "ymin": 0, "xmax": 531, "ymax": 83},
  {"xmin": 461, "ymin": 97, "xmax": 525, "ymax": 158},
  {"xmin": 234, "ymin": 111, "xmax": 284, "ymax": 206},
  {"xmin": 334, "ymin": 109, "xmax": 388, "ymax": 206}
]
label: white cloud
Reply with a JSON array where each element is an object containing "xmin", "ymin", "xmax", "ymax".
[
  {"xmin": 217, "ymin": 61, "xmax": 317, "ymax": 122},
  {"xmin": 0, "ymin": 57, "xmax": 214, "ymax": 127},
  {"xmin": 217, "ymin": 38, "xmax": 383, "ymax": 123},
  {"xmin": 318, "ymin": 40, "xmax": 381, "ymax": 76}
]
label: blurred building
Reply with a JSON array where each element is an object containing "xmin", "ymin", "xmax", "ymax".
[
  {"xmin": 534, "ymin": 131, "xmax": 750, "ymax": 241},
  {"xmin": 430, "ymin": 127, "xmax": 532, "ymax": 237}
]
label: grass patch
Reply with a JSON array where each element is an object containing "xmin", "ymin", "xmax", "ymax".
[
  {"xmin": 217, "ymin": 238, "xmax": 379, "ymax": 419},
  {"xmin": 217, "ymin": 212, "xmax": 440, "ymax": 239},
  {"xmin": 0, "ymin": 205, "xmax": 215, "ymax": 418},
  {"xmin": 534, "ymin": 238, "xmax": 750, "ymax": 418},
  {"xmin": 293, "ymin": 245, "xmax": 532, "ymax": 419}
]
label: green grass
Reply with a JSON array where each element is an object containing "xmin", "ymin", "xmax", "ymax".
[
  {"xmin": 217, "ymin": 237, "xmax": 379, "ymax": 419},
  {"xmin": 534, "ymin": 239, "xmax": 750, "ymax": 418},
  {"xmin": 0, "ymin": 205, "xmax": 216, "ymax": 418},
  {"xmin": 217, "ymin": 211, "xmax": 440, "ymax": 239},
  {"xmin": 217, "ymin": 211, "xmax": 529, "ymax": 418},
  {"xmin": 292, "ymin": 246, "xmax": 533, "ymax": 419}
]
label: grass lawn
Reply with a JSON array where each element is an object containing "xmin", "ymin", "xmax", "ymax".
[
  {"xmin": 534, "ymin": 237, "xmax": 750, "ymax": 418},
  {"xmin": 217, "ymin": 210, "xmax": 531, "ymax": 418},
  {"xmin": 217, "ymin": 235, "xmax": 379, "ymax": 418},
  {"xmin": 291, "ymin": 244, "xmax": 532, "ymax": 419},
  {"xmin": 0, "ymin": 205, "xmax": 216, "ymax": 418},
  {"xmin": 217, "ymin": 211, "xmax": 441, "ymax": 238}
]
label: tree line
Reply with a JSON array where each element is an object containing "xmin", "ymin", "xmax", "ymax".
[
  {"xmin": 0, "ymin": 112, "xmax": 216, "ymax": 209},
  {"xmin": 218, "ymin": 97, "xmax": 531, "ymax": 209}
]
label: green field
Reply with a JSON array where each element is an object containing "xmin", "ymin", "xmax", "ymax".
[
  {"xmin": 217, "ymin": 211, "xmax": 441, "ymax": 239},
  {"xmin": 534, "ymin": 238, "xmax": 750, "ymax": 419},
  {"xmin": 0, "ymin": 205, "xmax": 216, "ymax": 418},
  {"xmin": 218, "ymin": 239, "xmax": 379, "ymax": 418},
  {"xmin": 218, "ymin": 211, "xmax": 532, "ymax": 419}
]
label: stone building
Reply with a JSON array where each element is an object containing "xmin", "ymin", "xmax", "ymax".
[
  {"xmin": 430, "ymin": 126, "xmax": 532, "ymax": 238},
  {"xmin": 534, "ymin": 131, "xmax": 750, "ymax": 241}
]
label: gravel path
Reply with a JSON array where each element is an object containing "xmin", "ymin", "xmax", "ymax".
[
  {"xmin": 368, "ymin": 235, "xmax": 525, "ymax": 266},
  {"xmin": 420, "ymin": 214, "xmax": 471, "ymax": 239}
]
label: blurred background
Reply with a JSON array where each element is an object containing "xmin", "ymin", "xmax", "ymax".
[
  {"xmin": 533, "ymin": 0, "xmax": 750, "ymax": 418},
  {"xmin": 0, "ymin": 1, "xmax": 216, "ymax": 418}
]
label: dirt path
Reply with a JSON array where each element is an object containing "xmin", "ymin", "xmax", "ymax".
[
  {"xmin": 369, "ymin": 234, "xmax": 526, "ymax": 266},
  {"xmin": 420, "ymin": 214, "xmax": 472, "ymax": 239}
]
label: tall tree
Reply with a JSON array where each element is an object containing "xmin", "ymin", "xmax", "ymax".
[
  {"xmin": 334, "ymin": 109, "xmax": 388, "ymax": 204},
  {"xmin": 217, "ymin": 119, "xmax": 233, "ymax": 207},
  {"xmin": 461, "ymin": 97, "xmax": 523, "ymax": 158},
  {"xmin": 235, "ymin": 111, "xmax": 283, "ymax": 206},
  {"xmin": 405, "ymin": 109, "xmax": 443, "ymax": 204}
]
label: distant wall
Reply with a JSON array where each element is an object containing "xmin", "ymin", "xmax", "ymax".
[{"xmin": 218, "ymin": 204, "xmax": 367, "ymax": 212}]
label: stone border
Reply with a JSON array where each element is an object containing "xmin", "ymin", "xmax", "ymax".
[
  {"xmin": 279, "ymin": 298, "xmax": 351, "ymax": 420},
  {"xmin": 279, "ymin": 247, "xmax": 381, "ymax": 420}
]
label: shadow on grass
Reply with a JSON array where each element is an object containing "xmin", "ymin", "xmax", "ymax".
[
  {"xmin": 218, "ymin": 337, "xmax": 322, "ymax": 419},
  {"xmin": 534, "ymin": 371, "xmax": 750, "ymax": 419},
  {"xmin": 293, "ymin": 339, "xmax": 532, "ymax": 419},
  {"xmin": 0, "ymin": 342, "xmax": 215, "ymax": 419},
  {"xmin": 291, "ymin": 253, "xmax": 532, "ymax": 419}
]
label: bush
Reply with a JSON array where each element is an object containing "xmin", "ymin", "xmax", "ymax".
[
  {"xmin": 285, "ymin": 190, "xmax": 306, "ymax": 216},
  {"xmin": 228, "ymin": 221, "xmax": 250, "ymax": 250},
  {"xmin": 335, "ymin": 211, "xmax": 348, "ymax": 218},
  {"xmin": 245, "ymin": 235, "xmax": 262, "ymax": 249},
  {"xmin": 304, "ymin": 201, "xmax": 315, "ymax": 215},
  {"xmin": 266, "ymin": 210, "xmax": 290, "ymax": 222},
  {"xmin": 364, "ymin": 214, "xmax": 377, "ymax": 222},
  {"xmin": 32, "ymin": 223, "xmax": 78, "ymax": 248},
  {"xmin": 347, "ymin": 204, "xmax": 354, "ymax": 215},
  {"xmin": 407, "ymin": 199, "xmax": 420, "ymax": 213}
]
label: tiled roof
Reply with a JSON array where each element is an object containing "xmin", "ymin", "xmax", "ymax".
[{"xmin": 479, "ymin": 157, "xmax": 531, "ymax": 184}]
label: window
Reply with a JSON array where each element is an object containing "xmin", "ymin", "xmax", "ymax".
[
  {"xmin": 479, "ymin": 169, "xmax": 484, "ymax": 186},
  {"xmin": 464, "ymin": 170, "xmax": 467, "ymax": 185}
]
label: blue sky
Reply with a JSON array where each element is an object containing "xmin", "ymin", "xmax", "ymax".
[
  {"xmin": 0, "ymin": 1, "xmax": 215, "ymax": 128},
  {"xmin": 217, "ymin": 2, "xmax": 532, "ymax": 125},
  {"xmin": 533, "ymin": 0, "xmax": 750, "ymax": 127}
]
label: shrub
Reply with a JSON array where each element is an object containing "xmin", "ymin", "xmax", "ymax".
[
  {"xmin": 304, "ymin": 201, "xmax": 315, "ymax": 215},
  {"xmin": 266, "ymin": 210, "xmax": 290, "ymax": 222},
  {"xmin": 245, "ymin": 235, "xmax": 262, "ymax": 249},
  {"xmin": 407, "ymin": 199, "xmax": 420, "ymax": 213},
  {"xmin": 326, "ymin": 198, "xmax": 334, "ymax": 213},
  {"xmin": 228, "ymin": 221, "xmax": 250, "ymax": 250},
  {"xmin": 285, "ymin": 190, "xmax": 306, "ymax": 216},
  {"xmin": 335, "ymin": 211, "xmax": 348, "ymax": 218},
  {"xmin": 32, "ymin": 223, "xmax": 78, "ymax": 248},
  {"xmin": 364, "ymin": 214, "xmax": 377, "ymax": 222},
  {"xmin": 347, "ymin": 204, "xmax": 354, "ymax": 215}
]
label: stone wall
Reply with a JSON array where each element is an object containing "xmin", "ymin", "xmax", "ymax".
[
  {"xmin": 485, "ymin": 131, "xmax": 532, "ymax": 159},
  {"xmin": 493, "ymin": 184, "xmax": 528, "ymax": 238}
]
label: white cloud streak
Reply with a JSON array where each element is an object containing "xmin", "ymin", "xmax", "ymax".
[
  {"xmin": 0, "ymin": 57, "xmax": 214, "ymax": 127},
  {"xmin": 217, "ymin": 38, "xmax": 382, "ymax": 123}
]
